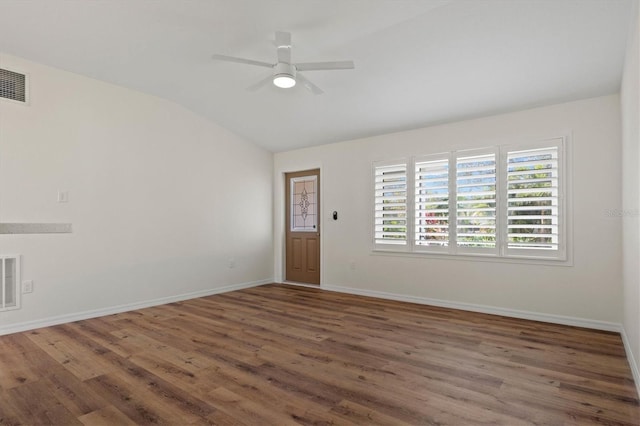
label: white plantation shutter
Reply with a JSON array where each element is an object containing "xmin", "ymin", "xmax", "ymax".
[
  {"xmin": 374, "ymin": 161, "xmax": 408, "ymax": 246},
  {"xmin": 506, "ymin": 142, "xmax": 563, "ymax": 257},
  {"xmin": 415, "ymin": 155, "xmax": 450, "ymax": 250},
  {"xmin": 456, "ymin": 151, "xmax": 497, "ymax": 252},
  {"xmin": 371, "ymin": 137, "xmax": 567, "ymax": 262}
]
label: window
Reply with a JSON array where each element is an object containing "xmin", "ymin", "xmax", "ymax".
[
  {"xmin": 455, "ymin": 150, "xmax": 497, "ymax": 253},
  {"xmin": 290, "ymin": 175, "xmax": 318, "ymax": 232},
  {"xmin": 374, "ymin": 162, "xmax": 407, "ymax": 246},
  {"xmin": 374, "ymin": 161, "xmax": 407, "ymax": 247},
  {"xmin": 373, "ymin": 137, "xmax": 567, "ymax": 261},
  {"xmin": 505, "ymin": 144, "xmax": 561, "ymax": 257},
  {"xmin": 415, "ymin": 155, "xmax": 450, "ymax": 250}
]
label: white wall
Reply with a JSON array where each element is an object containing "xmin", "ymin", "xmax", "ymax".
[
  {"xmin": 275, "ymin": 95, "xmax": 622, "ymax": 325},
  {"xmin": 0, "ymin": 54, "xmax": 273, "ymax": 333},
  {"xmin": 621, "ymin": 2, "xmax": 640, "ymax": 390}
]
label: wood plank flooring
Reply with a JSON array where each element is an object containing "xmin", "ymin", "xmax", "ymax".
[{"xmin": 0, "ymin": 283, "xmax": 639, "ymax": 425}]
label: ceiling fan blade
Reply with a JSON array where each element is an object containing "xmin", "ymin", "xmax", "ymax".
[
  {"xmin": 246, "ymin": 74, "xmax": 273, "ymax": 92},
  {"xmin": 296, "ymin": 60, "xmax": 355, "ymax": 71},
  {"xmin": 275, "ymin": 31, "xmax": 292, "ymax": 64},
  {"xmin": 212, "ymin": 54, "xmax": 273, "ymax": 68},
  {"xmin": 297, "ymin": 73, "xmax": 324, "ymax": 95}
]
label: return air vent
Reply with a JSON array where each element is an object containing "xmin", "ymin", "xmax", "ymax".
[
  {"xmin": 0, "ymin": 255, "xmax": 20, "ymax": 312},
  {"xmin": 0, "ymin": 68, "xmax": 27, "ymax": 103}
]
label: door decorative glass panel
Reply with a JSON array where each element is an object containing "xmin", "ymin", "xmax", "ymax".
[{"xmin": 290, "ymin": 175, "xmax": 317, "ymax": 232}]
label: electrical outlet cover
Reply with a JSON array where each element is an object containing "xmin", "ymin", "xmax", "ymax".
[{"xmin": 22, "ymin": 280, "xmax": 34, "ymax": 294}]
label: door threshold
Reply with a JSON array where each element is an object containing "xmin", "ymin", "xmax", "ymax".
[{"xmin": 282, "ymin": 281, "xmax": 320, "ymax": 289}]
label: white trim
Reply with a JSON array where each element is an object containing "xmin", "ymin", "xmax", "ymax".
[
  {"xmin": 281, "ymin": 280, "xmax": 320, "ymax": 289},
  {"xmin": 371, "ymin": 249, "xmax": 573, "ymax": 267},
  {"xmin": 5, "ymin": 277, "xmax": 636, "ymax": 392},
  {"xmin": 322, "ymin": 283, "xmax": 621, "ymax": 332},
  {"xmin": 0, "ymin": 279, "xmax": 272, "ymax": 336},
  {"xmin": 621, "ymin": 327, "xmax": 640, "ymax": 397},
  {"xmin": 324, "ymin": 283, "xmax": 636, "ymax": 391}
]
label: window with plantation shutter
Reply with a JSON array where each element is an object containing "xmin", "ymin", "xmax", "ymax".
[
  {"xmin": 374, "ymin": 161, "xmax": 408, "ymax": 247},
  {"xmin": 506, "ymin": 141, "xmax": 563, "ymax": 257},
  {"xmin": 415, "ymin": 155, "xmax": 450, "ymax": 250},
  {"xmin": 456, "ymin": 151, "xmax": 497, "ymax": 252},
  {"xmin": 372, "ymin": 136, "xmax": 567, "ymax": 263}
]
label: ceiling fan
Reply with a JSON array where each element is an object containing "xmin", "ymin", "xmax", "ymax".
[{"xmin": 212, "ymin": 31, "xmax": 355, "ymax": 95}]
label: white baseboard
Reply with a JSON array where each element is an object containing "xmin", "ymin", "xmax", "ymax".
[
  {"xmin": 620, "ymin": 327, "xmax": 640, "ymax": 397},
  {"xmin": 281, "ymin": 280, "xmax": 320, "ymax": 289},
  {"xmin": 322, "ymin": 284, "xmax": 622, "ymax": 332},
  {"xmin": 0, "ymin": 279, "xmax": 272, "ymax": 336},
  {"xmin": 324, "ymin": 283, "xmax": 640, "ymax": 394},
  {"xmin": 6, "ymin": 279, "xmax": 636, "ymax": 395},
  {"xmin": 278, "ymin": 281, "xmax": 639, "ymax": 393}
]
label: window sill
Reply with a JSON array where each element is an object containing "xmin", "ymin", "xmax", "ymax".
[{"xmin": 371, "ymin": 248, "xmax": 572, "ymax": 267}]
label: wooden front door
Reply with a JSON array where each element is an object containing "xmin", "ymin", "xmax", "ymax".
[{"xmin": 285, "ymin": 169, "xmax": 320, "ymax": 285}]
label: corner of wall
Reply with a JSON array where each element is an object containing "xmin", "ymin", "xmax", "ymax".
[{"xmin": 620, "ymin": 0, "xmax": 640, "ymax": 396}]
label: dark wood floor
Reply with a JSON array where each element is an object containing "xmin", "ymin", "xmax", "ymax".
[{"xmin": 0, "ymin": 284, "xmax": 638, "ymax": 425}]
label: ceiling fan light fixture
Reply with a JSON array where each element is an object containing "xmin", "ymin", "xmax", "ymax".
[
  {"xmin": 273, "ymin": 63, "xmax": 297, "ymax": 89},
  {"xmin": 273, "ymin": 74, "xmax": 296, "ymax": 88}
]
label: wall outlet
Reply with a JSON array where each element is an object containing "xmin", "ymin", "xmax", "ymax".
[
  {"xmin": 349, "ymin": 260, "xmax": 356, "ymax": 270},
  {"xmin": 22, "ymin": 280, "xmax": 34, "ymax": 294},
  {"xmin": 228, "ymin": 258, "xmax": 236, "ymax": 269}
]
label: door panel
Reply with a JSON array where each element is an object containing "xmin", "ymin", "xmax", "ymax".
[
  {"xmin": 306, "ymin": 238, "xmax": 318, "ymax": 272},
  {"xmin": 291, "ymin": 237, "xmax": 303, "ymax": 270},
  {"xmin": 285, "ymin": 169, "xmax": 320, "ymax": 285}
]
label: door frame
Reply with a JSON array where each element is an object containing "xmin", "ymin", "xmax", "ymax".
[
  {"xmin": 285, "ymin": 169, "xmax": 320, "ymax": 285},
  {"xmin": 276, "ymin": 165, "xmax": 323, "ymax": 286}
]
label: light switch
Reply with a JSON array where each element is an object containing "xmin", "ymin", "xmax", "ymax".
[{"xmin": 57, "ymin": 190, "xmax": 69, "ymax": 203}]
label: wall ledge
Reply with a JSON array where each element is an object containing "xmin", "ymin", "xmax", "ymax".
[{"xmin": 0, "ymin": 223, "xmax": 72, "ymax": 234}]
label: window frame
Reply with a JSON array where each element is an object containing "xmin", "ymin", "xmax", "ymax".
[{"xmin": 372, "ymin": 136, "xmax": 569, "ymax": 264}]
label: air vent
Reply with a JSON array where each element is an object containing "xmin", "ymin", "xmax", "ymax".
[
  {"xmin": 0, "ymin": 68, "xmax": 27, "ymax": 103},
  {"xmin": 0, "ymin": 255, "xmax": 20, "ymax": 312}
]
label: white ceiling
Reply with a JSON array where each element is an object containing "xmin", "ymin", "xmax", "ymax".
[{"xmin": 0, "ymin": 0, "xmax": 634, "ymax": 152}]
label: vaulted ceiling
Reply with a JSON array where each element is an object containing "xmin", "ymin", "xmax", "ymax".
[{"xmin": 0, "ymin": 0, "xmax": 634, "ymax": 151}]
